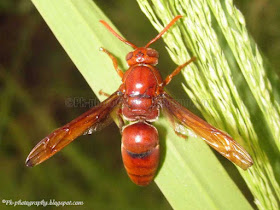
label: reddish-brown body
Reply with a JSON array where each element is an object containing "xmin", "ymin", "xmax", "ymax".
[
  {"xmin": 121, "ymin": 122, "xmax": 159, "ymax": 186},
  {"xmin": 120, "ymin": 64, "xmax": 162, "ymax": 121},
  {"xmin": 118, "ymin": 61, "xmax": 164, "ymax": 185},
  {"xmin": 26, "ymin": 16, "xmax": 253, "ymax": 187}
]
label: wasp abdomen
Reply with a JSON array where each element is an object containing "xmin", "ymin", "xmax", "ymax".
[{"xmin": 121, "ymin": 122, "xmax": 159, "ymax": 186}]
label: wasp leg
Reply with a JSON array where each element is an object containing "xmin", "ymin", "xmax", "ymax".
[
  {"xmin": 163, "ymin": 57, "xmax": 196, "ymax": 86},
  {"xmin": 100, "ymin": 47, "xmax": 124, "ymax": 78},
  {"xmin": 98, "ymin": 90, "xmax": 111, "ymax": 97}
]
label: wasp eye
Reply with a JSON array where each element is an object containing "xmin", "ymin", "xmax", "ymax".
[
  {"xmin": 147, "ymin": 49, "xmax": 159, "ymax": 58},
  {"xmin": 126, "ymin": 52, "xmax": 133, "ymax": 61}
]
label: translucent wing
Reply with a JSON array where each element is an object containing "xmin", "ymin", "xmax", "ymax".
[
  {"xmin": 26, "ymin": 91, "xmax": 122, "ymax": 167},
  {"xmin": 161, "ymin": 92, "xmax": 253, "ymax": 170}
]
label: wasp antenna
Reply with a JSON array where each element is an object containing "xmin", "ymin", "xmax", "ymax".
[
  {"xmin": 145, "ymin": 15, "xmax": 183, "ymax": 48},
  {"xmin": 100, "ymin": 20, "xmax": 138, "ymax": 49}
]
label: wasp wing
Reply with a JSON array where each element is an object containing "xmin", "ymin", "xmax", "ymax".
[
  {"xmin": 161, "ymin": 92, "xmax": 253, "ymax": 170},
  {"xmin": 26, "ymin": 91, "xmax": 122, "ymax": 167}
]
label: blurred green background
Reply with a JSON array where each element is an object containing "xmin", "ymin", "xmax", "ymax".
[{"xmin": 0, "ymin": 0, "xmax": 279, "ymax": 209}]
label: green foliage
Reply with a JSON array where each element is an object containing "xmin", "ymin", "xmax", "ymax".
[
  {"xmin": 1, "ymin": 0, "xmax": 279, "ymax": 209},
  {"xmin": 31, "ymin": 0, "xmax": 130, "ymax": 95},
  {"xmin": 137, "ymin": 0, "xmax": 280, "ymax": 209},
  {"xmin": 30, "ymin": 0, "xmax": 254, "ymax": 209},
  {"xmin": 1, "ymin": 1, "xmax": 170, "ymax": 209}
]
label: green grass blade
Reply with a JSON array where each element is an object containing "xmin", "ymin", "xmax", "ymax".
[
  {"xmin": 31, "ymin": 0, "xmax": 131, "ymax": 97},
  {"xmin": 137, "ymin": 0, "xmax": 280, "ymax": 209},
  {"xmin": 31, "ymin": 0, "xmax": 253, "ymax": 209}
]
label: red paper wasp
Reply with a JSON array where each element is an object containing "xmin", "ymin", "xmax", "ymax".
[{"xmin": 26, "ymin": 15, "xmax": 253, "ymax": 186}]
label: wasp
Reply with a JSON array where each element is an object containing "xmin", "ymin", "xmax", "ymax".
[{"xmin": 26, "ymin": 16, "xmax": 253, "ymax": 186}]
